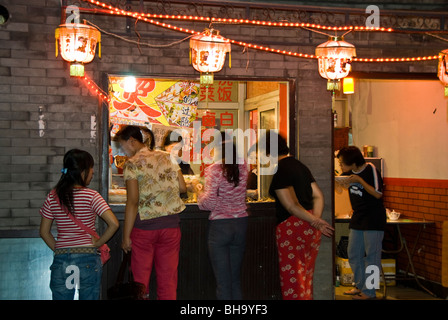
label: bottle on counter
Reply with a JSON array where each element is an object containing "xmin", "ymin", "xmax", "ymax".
[{"xmin": 335, "ymin": 264, "xmax": 341, "ymax": 287}]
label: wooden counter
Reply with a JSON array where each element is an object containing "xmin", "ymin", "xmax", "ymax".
[{"xmin": 102, "ymin": 202, "xmax": 282, "ymax": 300}]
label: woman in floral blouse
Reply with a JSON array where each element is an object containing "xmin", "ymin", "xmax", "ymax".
[{"xmin": 114, "ymin": 126, "xmax": 186, "ymax": 300}]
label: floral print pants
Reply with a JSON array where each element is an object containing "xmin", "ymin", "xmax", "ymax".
[{"xmin": 276, "ymin": 215, "xmax": 321, "ymax": 300}]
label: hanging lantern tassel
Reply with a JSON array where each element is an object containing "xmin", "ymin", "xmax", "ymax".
[
  {"xmin": 98, "ymin": 32, "xmax": 101, "ymax": 58},
  {"xmin": 55, "ymin": 28, "xmax": 59, "ymax": 57},
  {"xmin": 327, "ymin": 79, "xmax": 340, "ymax": 91},
  {"xmin": 229, "ymin": 51, "xmax": 231, "ymax": 69},
  {"xmin": 200, "ymin": 72, "xmax": 214, "ymax": 86}
]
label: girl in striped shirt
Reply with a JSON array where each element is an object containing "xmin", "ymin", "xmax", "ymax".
[{"xmin": 40, "ymin": 149, "xmax": 119, "ymax": 300}]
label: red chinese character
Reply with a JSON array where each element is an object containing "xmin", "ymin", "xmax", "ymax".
[
  {"xmin": 217, "ymin": 81, "xmax": 233, "ymax": 102},
  {"xmin": 200, "ymin": 86, "xmax": 215, "ymax": 102},
  {"xmin": 202, "ymin": 112, "xmax": 216, "ymax": 127},
  {"xmin": 217, "ymin": 86, "xmax": 232, "ymax": 102},
  {"xmin": 112, "ymin": 79, "xmax": 162, "ymax": 119},
  {"xmin": 220, "ymin": 112, "xmax": 233, "ymax": 126}
]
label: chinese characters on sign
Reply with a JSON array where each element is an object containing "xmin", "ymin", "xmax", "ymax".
[
  {"xmin": 109, "ymin": 78, "xmax": 238, "ymax": 128},
  {"xmin": 199, "ymin": 81, "xmax": 238, "ymax": 129},
  {"xmin": 220, "ymin": 112, "xmax": 233, "ymax": 126},
  {"xmin": 201, "ymin": 111, "xmax": 234, "ymax": 128},
  {"xmin": 202, "ymin": 112, "xmax": 216, "ymax": 127},
  {"xmin": 199, "ymin": 81, "xmax": 238, "ymax": 102},
  {"xmin": 196, "ymin": 81, "xmax": 238, "ymax": 176}
]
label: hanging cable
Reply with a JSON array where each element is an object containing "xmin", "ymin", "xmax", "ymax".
[{"xmin": 85, "ymin": 20, "xmax": 195, "ymax": 49}]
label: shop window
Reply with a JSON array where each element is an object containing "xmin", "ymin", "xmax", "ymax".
[{"xmin": 106, "ymin": 76, "xmax": 290, "ymax": 205}]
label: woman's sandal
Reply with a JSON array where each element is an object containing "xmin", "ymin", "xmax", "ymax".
[
  {"xmin": 343, "ymin": 288, "xmax": 361, "ymax": 295},
  {"xmin": 352, "ymin": 292, "xmax": 377, "ymax": 300}
]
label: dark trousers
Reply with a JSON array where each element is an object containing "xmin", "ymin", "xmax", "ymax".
[{"xmin": 208, "ymin": 217, "xmax": 248, "ymax": 300}]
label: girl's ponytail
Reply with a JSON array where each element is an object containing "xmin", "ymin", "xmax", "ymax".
[{"xmin": 55, "ymin": 149, "xmax": 94, "ymax": 214}]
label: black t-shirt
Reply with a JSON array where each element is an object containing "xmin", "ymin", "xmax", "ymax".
[
  {"xmin": 269, "ymin": 156, "xmax": 316, "ymax": 224},
  {"xmin": 344, "ymin": 163, "xmax": 387, "ymax": 231},
  {"xmin": 247, "ymin": 170, "xmax": 257, "ymax": 189}
]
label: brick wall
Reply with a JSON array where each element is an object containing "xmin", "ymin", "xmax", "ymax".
[
  {"xmin": 1, "ymin": 0, "xmax": 447, "ymax": 299},
  {"xmin": 383, "ymin": 178, "xmax": 448, "ymax": 284},
  {"xmin": 0, "ymin": 0, "xmax": 105, "ymax": 229}
]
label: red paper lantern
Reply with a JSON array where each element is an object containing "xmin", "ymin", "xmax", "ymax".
[
  {"xmin": 315, "ymin": 36, "xmax": 356, "ymax": 81},
  {"xmin": 190, "ymin": 29, "xmax": 231, "ymax": 85},
  {"xmin": 55, "ymin": 23, "xmax": 101, "ymax": 77}
]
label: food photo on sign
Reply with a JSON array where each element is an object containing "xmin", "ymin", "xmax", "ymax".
[{"xmin": 108, "ymin": 76, "xmax": 199, "ymax": 128}]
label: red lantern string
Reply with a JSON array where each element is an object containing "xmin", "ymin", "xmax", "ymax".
[
  {"xmin": 82, "ymin": 73, "xmax": 110, "ymax": 102},
  {"xmin": 79, "ymin": 0, "xmax": 440, "ymax": 62},
  {"xmin": 82, "ymin": 0, "xmax": 396, "ymax": 32}
]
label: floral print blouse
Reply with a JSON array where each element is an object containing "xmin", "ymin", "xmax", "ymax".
[{"xmin": 123, "ymin": 147, "xmax": 185, "ymax": 220}]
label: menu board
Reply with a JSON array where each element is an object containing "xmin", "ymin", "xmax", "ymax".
[{"xmin": 109, "ymin": 77, "xmax": 199, "ymax": 128}]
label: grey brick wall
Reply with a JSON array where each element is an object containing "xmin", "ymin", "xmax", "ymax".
[
  {"xmin": 0, "ymin": 0, "xmax": 102, "ymax": 229},
  {"xmin": 0, "ymin": 0, "xmax": 445, "ymax": 299}
]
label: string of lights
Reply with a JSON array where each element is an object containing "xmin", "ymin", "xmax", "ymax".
[
  {"xmin": 78, "ymin": 0, "xmax": 401, "ymax": 33},
  {"xmin": 78, "ymin": 0, "xmax": 441, "ymax": 63},
  {"xmin": 82, "ymin": 73, "xmax": 110, "ymax": 102}
]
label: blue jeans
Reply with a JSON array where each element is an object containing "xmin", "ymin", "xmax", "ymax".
[
  {"xmin": 347, "ymin": 229, "xmax": 384, "ymax": 298},
  {"xmin": 49, "ymin": 251, "xmax": 102, "ymax": 300},
  {"xmin": 208, "ymin": 217, "xmax": 248, "ymax": 300}
]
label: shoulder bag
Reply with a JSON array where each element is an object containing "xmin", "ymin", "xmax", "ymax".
[
  {"xmin": 52, "ymin": 190, "xmax": 110, "ymax": 264},
  {"xmin": 65, "ymin": 211, "xmax": 111, "ymax": 265}
]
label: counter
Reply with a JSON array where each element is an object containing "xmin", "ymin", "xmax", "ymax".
[{"xmin": 102, "ymin": 201, "xmax": 282, "ymax": 300}]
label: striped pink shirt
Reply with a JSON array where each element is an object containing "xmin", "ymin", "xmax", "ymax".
[
  {"xmin": 40, "ymin": 188, "xmax": 111, "ymax": 249},
  {"xmin": 198, "ymin": 162, "xmax": 248, "ymax": 220}
]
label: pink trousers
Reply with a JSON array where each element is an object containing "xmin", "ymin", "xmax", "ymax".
[
  {"xmin": 276, "ymin": 215, "xmax": 321, "ymax": 300},
  {"xmin": 130, "ymin": 227, "xmax": 181, "ymax": 300}
]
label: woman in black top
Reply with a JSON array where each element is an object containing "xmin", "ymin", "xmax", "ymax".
[
  {"xmin": 337, "ymin": 146, "xmax": 386, "ymax": 300},
  {"xmin": 266, "ymin": 131, "xmax": 333, "ymax": 300}
]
